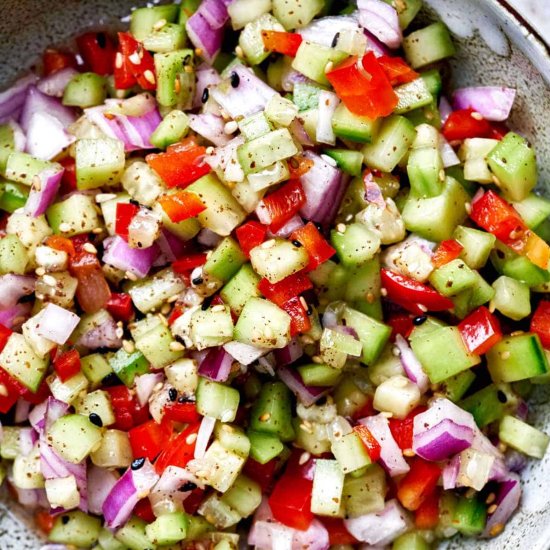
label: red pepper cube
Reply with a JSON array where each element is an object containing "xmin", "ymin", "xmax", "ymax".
[
  {"xmin": 107, "ymin": 292, "xmax": 134, "ymax": 322},
  {"xmin": 397, "ymin": 458, "xmax": 442, "ymax": 511},
  {"xmin": 442, "ymin": 108, "xmax": 492, "ymax": 142},
  {"xmin": 257, "ymin": 180, "xmax": 306, "ymax": 232},
  {"xmin": 530, "ymin": 301, "xmax": 550, "ymax": 349},
  {"xmin": 158, "ymin": 190, "xmax": 206, "ymax": 223},
  {"xmin": 458, "ymin": 306, "xmax": 502, "ymax": 355},
  {"xmin": 261, "ymin": 30, "xmax": 303, "ymax": 57},
  {"xmin": 53, "ymin": 349, "xmax": 81, "ymax": 382},
  {"xmin": 236, "ymin": 221, "xmax": 267, "ymax": 258},
  {"xmin": 154, "ymin": 423, "xmax": 200, "ymax": 473},
  {"xmin": 129, "ymin": 419, "xmax": 173, "ymax": 462},
  {"xmin": 290, "ymin": 222, "xmax": 336, "ymax": 271},
  {"xmin": 268, "ymin": 471, "xmax": 314, "ymax": 530},
  {"xmin": 258, "ymin": 271, "xmax": 313, "ymax": 307},
  {"xmin": 115, "ymin": 202, "xmax": 140, "ymax": 240},
  {"xmin": 432, "ymin": 239, "xmax": 464, "ymax": 268},
  {"xmin": 354, "ymin": 424, "xmax": 382, "ymax": 462},
  {"xmin": 76, "ymin": 31, "xmax": 116, "ymax": 76}
]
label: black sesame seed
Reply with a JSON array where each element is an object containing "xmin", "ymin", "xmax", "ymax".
[
  {"xmin": 331, "ymin": 32, "xmax": 340, "ymax": 48},
  {"xmin": 412, "ymin": 315, "xmax": 427, "ymax": 326},
  {"xmin": 61, "ymin": 515, "xmax": 70, "ymax": 525},
  {"xmin": 201, "ymin": 296, "xmax": 213, "ymax": 310},
  {"xmin": 168, "ymin": 388, "xmax": 178, "ymax": 402},
  {"xmin": 292, "ymin": 240, "xmax": 302, "ymax": 247},
  {"xmin": 129, "ymin": 198, "xmax": 140, "ymax": 207},
  {"xmin": 192, "ymin": 276, "xmax": 204, "ymax": 285},
  {"xmin": 96, "ymin": 32, "xmax": 107, "ymax": 49},
  {"xmin": 497, "ymin": 390, "xmax": 508, "ymax": 404},
  {"xmin": 131, "ymin": 457, "xmax": 146, "ymax": 470},
  {"xmin": 179, "ymin": 481, "xmax": 197, "ymax": 492},
  {"xmin": 178, "ymin": 395, "xmax": 195, "ymax": 403},
  {"xmin": 230, "ymin": 71, "xmax": 240, "ymax": 88},
  {"xmin": 89, "ymin": 413, "xmax": 103, "ymax": 427},
  {"xmin": 201, "ymin": 88, "xmax": 209, "ymax": 103}
]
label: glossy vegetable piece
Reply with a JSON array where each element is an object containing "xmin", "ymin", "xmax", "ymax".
[
  {"xmin": 458, "ymin": 306, "xmax": 502, "ymax": 355},
  {"xmin": 261, "ymin": 30, "xmax": 302, "ymax": 56}
]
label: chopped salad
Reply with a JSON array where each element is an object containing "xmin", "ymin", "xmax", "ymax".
[{"xmin": 0, "ymin": 0, "xmax": 549, "ymax": 548}]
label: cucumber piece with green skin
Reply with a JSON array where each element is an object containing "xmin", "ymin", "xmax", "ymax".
[
  {"xmin": 499, "ymin": 415, "xmax": 550, "ymax": 458},
  {"xmin": 429, "ymin": 259, "xmax": 478, "ymax": 297},
  {"xmin": 190, "ymin": 306, "xmax": 234, "ymax": 349},
  {"xmin": 0, "ymin": 333, "xmax": 48, "ymax": 391},
  {"xmin": 420, "ymin": 68, "xmax": 442, "ymax": 97},
  {"xmin": 114, "ymin": 516, "xmax": 154, "ymax": 550},
  {"xmin": 203, "ymin": 237, "xmax": 247, "ymax": 282},
  {"xmin": 220, "ymin": 263, "xmax": 262, "ymax": 315},
  {"xmin": 49, "ymin": 414, "xmax": 103, "ymax": 464},
  {"xmin": 311, "ymin": 459, "xmax": 345, "ymax": 516},
  {"xmin": 98, "ymin": 527, "xmax": 128, "ymax": 550},
  {"xmin": 487, "ymin": 334, "xmax": 548, "ymax": 383},
  {"xmin": 247, "ymin": 430, "xmax": 284, "ymax": 463},
  {"xmin": 150, "ymin": 110, "xmax": 189, "ymax": 149},
  {"xmin": 75, "ymin": 138, "xmax": 125, "ymax": 189},
  {"xmin": 403, "ymin": 22, "xmax": 456, "ymax": 69},
  {"xmin": 453, "ymin": 225, "xmax": 496, "ymax": 270},
  {"xmin": 199, "ymin": 439, "xmax": 247, "ymax": 492},
  {"xmin": 407, "ymin": 144, "xmax": 444, "ymax": 197},
  {"xmin": 331, "ymin": 223, "xmax": 381, "ymax": 267},
  {"xmin": 273, "ymin": 0, "xmax": 324, "ymax": 29},
  {"xmin": 512, "ymin": 193, "xmax": 550, "ymax": 229},
  {"xmin": 130, "ymin": 4, "xmax": 180, "ymax": 40},
  {"xmin": 0, "ymin": 124, "xmax": 15, "ymax": 175},
  {"xmin": 186, "ymin": 174, "xmax": 246, "ymax": 236},
  {"xmin": 249, "ymin": 238, "xmax": 309, "ymax": 283},
  {"xmin": 109, "ymin": 348, "xmax": 149, "ymax": 387},
  {"xmin": 215, "ymin": 424, "xmax": 251, "ymax": 457},
  {"xmin": 323, "ymin": 149, "xmax": 363, "ymax": 176},
  {"xmin": 135, "ymin": 321, "xmax": 185, "ymax": 368},
  {"xmin": 249, "ymin": 381, "xmax": 295, "ymax": 441},
  {"xmin": 344, "ymin": 257, "xmax": 381, "ymax": 303},
  {"xmin": 239, "ymin": 13, "xmax": 285, "ymax": 65},
  {"xmin": 196, "ymin": 378, "xmax": 240, "ymax": 422},
  {"xmin": 383, "ymin": 0, "xmax": 422, "ymax": 29},
  {"xmin": 487, "ymin": 132, "xmax": 537, "ymax": 201},
  {"xmin": 452, "ymin": 496, "xmax": 487, "ymax": 536},
  {"xmin": 441, "ymin": 370, "xmax": 476, "ymax": 402},
  {"xmin": 343, "ymin": 463, "xmax": 386, "ymax": 517},
  {"xmin": 392, "ymin": 532, "xmax": 430, "ymax": 550},
  {"xmin": 220, "ymin": 474, "xmax": 262, "ymax": 518},
  {"xmin": 491, "ymin": 275, "xmax": 531, "ymax": 320},
  {"xmin": 0, "ymin": 234, "xmax": 28, "ymax": 274},
  {"xmin": 4, "ymin": 152, "xmax": 56, "ymax": 186},
  {"xmin": 227, "ymin": 0, "xmax": 272, "ymax": 29},
  {"xmin": 460, "ymin": 384, "xmax": 515, "ymax": 427},
  {"xmin": 411, "ymin": 326, "xmax": 480, "ymax": 383},
  {"xmin": 292, "ymin": 41, "xmax": 348, "ymax": 86},
  {"xmin": 293, "ymin": 82, "xmax": 325, "ymax": 112},
  {"xmin": 48, "ymin": 511, "xmax": 102, "ymax": 548},
  {"xmin": 405, "ymin": 100, "xmax": 442, "ymax": 129},
  {"xmin": 46, "ymin": 193, "xmax": 101, "ymax": 236},
  {"xmin": 394, "ymin": 78, "xmax": 433, "ymax": 114},
  {"xmin": 154, "ymin": 49, "xmax": 194, "ymax": 107},
  {"xmin": 63, "ymin": 73, "xmax": 106, "ymax": 108},
  {"xmin": 145, "ymin": 512, "xmax": 189, "ymax": 545},
  {"xmin": 362, "ymin": 115, "xmax": 416, "ymax": 173},
  {"xmin": 402, "ymin": 176, "xmax": 470, "ymax": 241},
  {"xmin": 142, "ymin": 22, "xmax": 186, "ymax": 53},
  {"xmin": 332, "ymin": 103, "xmax": 381, "ymax": 143},
  {"xmin": 298, "ymin": 363, "xmax": 342, "ymax": 386},
  {"xmin": 0, "ymin": 181, "xmax": 29, "ymax": 213}
]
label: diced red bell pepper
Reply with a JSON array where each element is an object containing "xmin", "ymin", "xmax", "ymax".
[
  {"xmin": 236, "ymin": 221, "xmax": 267, "ymax": 258},
  {"xmin": 168, "ymin": 304, "xmax": 184, "ymax": 326},
  {"xmin": 243, "ymin": 457, "xmax": 278, "ymax": 493},
  {"xmin": 259, "ymin": 180, "xmax": 306, "ymax": 232},
  {"xmin": 442, "ymin": 108, "xmax": 492, "ymax": 142},
  {"xmin": 20, "ymin": 378, "xmax": 51, "ymax": 406},
  {"xmin": 172, "ymin": 252, "xmax": 208, "ymax": 275},
  {"xmin": 290, "ymin": 222, "xmax": 336, "ymax": 271},
  {"xmin": 76, "ymin": 32, "xmax": 116, "ymax": 76},
  {"xmin": 58, "ymin": 157, "xmax": 77, "ymax": 195},
  {"xmin": 146, "ymin": 138, "xmax": 211, "ymax": 189},
  {"xmin": 381, "ymin": 269, "xmax": 454, "ymax": 315},
  {"xmin": 388, "ymin": 406, "xmax": 427, "ymax": 451},
  {"xmin": 115, "ymin": 32, "xmax": 156, "ymax": 90},
  {"xmin": 288, "ymin": 155, "xmax": 314, "ymax": 179},
  {"xmin": 397, "ymin": 458, "xmax": 442, "ymax": 511},
  {"xmin": 129, "ymin": 419, "xmax": 173, "ymax": 462},
  {"xmin": 354, "ymin": 424, "xmax": 382, "ymax": 462},
  {"xmin": 258, "ymin": 271, "xmax": 313, "ymax": 307},
  {"xmin": 326, "ymin": 52, "xmax": 398, "ymax": 118},
  {"xmin": 105, "ymin": 385, "xmax": 149, "ymax": 431},
  {"xmin": 377, "ymin": 55, "xmax": 419, "ymax": 86},
  {"xmin": 0, "ymin": 323, "xmax": 12, "ymax": 353},
  {"xmin": 69, "ymin": 250, "xmax": 111, "ymax": 314},
  {"xmin": 415, "ymin": 489, "xmax": 441, "ymax": 529},
  {"xmin": 0, "ymin": 366, "xmax": 22, "ymax": 414},
  {"xmin": 351, "ymin": 397, "xmax": 376, "ymax": 421},
  {"xmin": 182, "ymin": 488, "xmax": 206, "ymax": 515},
  {"xmin": 35, "ymin": 511, "xmax": 56, "ymax": 534},
  {"xmin": 133, "ymin": 498, "xmax": 156, "ymax": 523},
  {"xmin": 387, "ymin": 313, "xmax": 414, "ymax": 342},
  {"xmin": 45, "ymin": 235, "xmax": 76, "ymax": 257},
  {"xmin": 261, "ymin": 30, "xmax": 303, "ymax": 57},
  {"xmin": 154, "ymin": 423, "xmax": 200, "ymax": 473},
  {"xmin": 432, "ymin": 239, "xmax": 464, "ymax": 268},
  {"xmin": 107, "ymin": 292, "xmax": 134, "ymax": 322},
  {"xmin": 458, "ymin": 306, "xmax": 502, "ymax": 355},
  {"xmin": 531, "ymin": 301, "xmax": 550, "ymax": 349},
  {"xmin": 115, "ymin": 202, "xmax": 140, "ymax": 240},
  {"xmin": 42, "ymin": 49, "xmax": 77, "ymax": 76},
  {"xmin": 163, "ymin": 401, "xmax": 200, "ymax": 424},
  {"xmin": 322, "ymin": 518, "xmax": 359, "ymax": 545},
  {"xmin": 281, "ymin": 296, "xmax": 311, "ymax": 336},
  {"xmin": 53, "ymin": 349, "xmax": 81, "ymax": 382},
  {"xmin": 158, "ymin": 191, "xmax": 206, "ymax": 223}
]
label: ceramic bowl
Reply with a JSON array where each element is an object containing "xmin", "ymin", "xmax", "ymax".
[{"xmin": 0, "ymin": 0, "xmax": 549, "ymax": 548}]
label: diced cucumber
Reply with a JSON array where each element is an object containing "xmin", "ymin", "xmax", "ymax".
[
  {"xmin": 331, "ymin": 223, "xmax": 381, "ymax": 267},
  {"xmin": 499, "ymin": 415, "xmax": 550, "ymax": 458},
  {"xmin": 46, "ymin": 193, "xmax": 101, "ymax": 236},
  {"xmin": 154, "ymin": 49, "xmax": 195, "ymax": 108},
  {"xmin": 198, "ymin": 493, "xmax": 241, "ymax": 529},
  {"xmin": 293, "ymin": 82, "xmax": 324, "ymax": 112},
  {"xmin": 238, "ymin": 112, "xmax": 273, "ymax": 141},
  {"xmin": 48, "ymin": 511, "xmax": 102, "ymax": 548},
  {"xmin": 487, "ymin": 333, "xmax": 548, "ymax": 383},
  {"xmin": 343, "ymin": 464, "xmax": 386, "ymax": 517},
  {"xmin": 452, "ymin": 496, "xmax": 487, "ymax": 536},
  {"xmin": 126, "ymin": 267, "xmax": 185, "ymax": 313},
  {"xmin": 429, "ymin": 259, "xmax": 478, "ymax": 297},
  {"xmin": 393, "ymin": 532, "xmax": 430, "ymax": 550},
  {"xmin": 311, "ymin": 459, "xmax": 345, "ymax": 516},
  {"xmin": 142, "ymin": 23, "xmax": 186, "ymax": 53},
  {"xmin": 441, "ymin": 370, "xmax": 476, "ymax": 402},
  {"xmin": 204, "ymin": 237, "xmax": 247, "ymax": 282},
  {"xmin": 331, "ymin": 432, "xmax": 371, "ymax": 474},
  {"xmin": 512, "ymin": 193, "xmax": 550, "ymax": 229},
  {"xmin": 0, "ymin": 234, "xmax": 29, "ymax": 274},
  {"xmin": 196, "ymin": 378, "xmax": 240, "ymax": 422},
  {"xmin": 74, "ymin": 389, "xmax": 116, "ymax": 427},
  {"xmin": 150, "ymin": 110, "xmax": 189, "ymax": 149},
  {"xmin": 145, "ymin": 512, "xmax": 189, "ymax": 545},
  {"xmin": 215, "ymin": 423, "xmax": 251, "ymax": 458},
  {"xmin": 109, "ymin": 348, "xmax": 150, "ymax": 386},
  {"xmin": 453, "ymin": 225, "xmax": 496, "ymax": 269},
  {"xmin": 362, "ymin": 116, "xmax": 416, "ymax": 173},
  {"xmin": 48, "ymin": 372, "xmax": 89, "ymax": 404},
  {"xmin": 491, "ymin": 275, "xmax": 530, "ymax": 320},
  {"xmin": 98, "ymin": 527, "xmax": 128, "ymax": 550},
  {"xmin": 153, "ymin": 201, "xmax": 200, "ymax": 240},
  {"xmin": 403, "ymin": 22, "xmax": 456, "ymax": 69},
  {"xmin": 292, "ymin": 41, "xmax": 347, "ymax": 86},
  {"xmin": 220, "ymin": 474, "xmax": 262, "ymax": 518},
  {"xmin": 130, "ymin": 4, "xmax": 180, "ymax": 40},
  {"xmin": 90, "ymin": 429, "xmax": 132, "ymax": 469},
  {"xmin": 114, "ymin": 517, "xmax": 153, "ymax": 550},
  {"xmin": 220, "ymin": 263, "xmax": 262, "ymax": 314},
  {"xmin": 394, "ymin": 78, "xmax": 433, "ymax": 114},
  {"xmin": 198, "ymin": 440, "xmax": 246, "ymax": 492},
  {"xmin": 411, "ymin": 326, "xmax": 480, "ymax": 383},
  {"xmin": 49, "ymin": 414, "xmax": 103, "ymax": 463},
  {"xmin": 228, "ymin": 0, "xmax": 272, "ymax": 30},
  {"xmin": 12, "ymin": 443, "xmax": 43, "ymax": 489},
  {"xmin": 5, "ymin": 151, "xmax": 55, "ymax": 186},
  {"xmin": 407, "ymin": 145, "xmax": 443, "ymax": 198},
  {"xmin": 250, "ymin": 238, "xmax": 309, "ymax": 283},
  {"xmin": 249, "ymin": 381, "xmax": 295, "ymax": 441},
  {"xmin": 373, "ymin": 375, "xmax": 421, "ymax": 418},
  {"xmin": 298, "ymin": 363, "xmax": 342, "ymax": 386},
  {"xmin": 332, "ymin": 103, "xmax": 380, "ymax": 143},
  {"xmin": 239, "ymin": 14, "xmax": 285, "ymax": 65},
  {"xmin": 248, "ymin": 430, "xmax": 284, "ymax": 463},
  {"xmin": 383, "ymin": 0, "xmax": 422, "ymax": 29},
  {"xmin": 323, "ymin": 149, "xmax": 364, "ymax": 176},
  {"xmin": 460, "ymin": 384, "xmax": 514, "ymax": 427},
  {"xmin": 134, "ymin": 319, "xmax": 184, "ymax": 368},
  {"xmin": 273, "ymin": 0, "xmax": 323, "ymax": 29},
  {"xmin": 63, "ymin": 73, "xmax": 107, "ymax": 108},
  {"xmin": 75, "ymin": 138, "xmax": 125, "ymax": 189},
  {"xmin": 459, "ymin": 138, "xmax": 499, "ymax": 184},
  {"xmin": 190, "ymin": 306, "xmax": 234, "ymax": 349},
  {"xmin": 0, "ymin": 333, "xmax": 48, "ymax": 391},
  {"xmin": 0, "ymin": 124, "xmax": 15, "ymax": 175},
  {"xmin": 0, "ymin": 181, "xmax": 29, "ymax": 213},
  {"xmin": 265, "ymin": 94, "xmax": 298, "ymax": 127}
]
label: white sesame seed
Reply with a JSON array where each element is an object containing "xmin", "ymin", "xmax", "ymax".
[
  {"xmin": 186, "ymin": 433, "xmax": 198, "ymax": 445},
  {"xmin": 439, "ymin": 169, "xmax": 446, "ymax": 181},
  {"xmin": 157, "ymin": 313, "xmax": 168, "ymax": 326},
  {"xmin": 83, "ymin": 243, "xmax": 97, "ymax": 254},
  {"xmin": 95, "ymin": 193, "xmax": 117, "ymax": 203},
  {"xmin": 43, "ymin": 275, "xmax": 57, "ymax": 287},
  {"xmin": 168, "ymin": 294, "xmax": 180, "ymax": 303},
  {"xmin": 169, "ymin": 341, "xmax": 185, "ymax": 351},
  {"xmin": 92, "ymin": 227, "xmax": 103, "ymax": 234},
  {"xmin": 35, "ymin": 267, "xmax": 46, "ymax": 277},
  {"xmin": 115, "ymin": 52, "xmax": 123, "ymax": 69},
  {"xmin": 465, "ymin": 202, "xmax": 472, "ymax": 214},
  {"xmin": 153, "ymin": 18, "xmax": 167, "ymax": 31},
  {"xmin": 115, "ymin": 327, "xmax": 124, "ymax": 339},
  {"xmin": 491, "ymin": 174, "xmax": 501, "ymax": 186},
  {"xmin": 153, "ymin": 382, "xmax": 164, "ymax": 392},
  {"xmin": 211, "ymin": 304, "xmax": 225, "ymax": 312},
  {"xmin": 380, "ymin": 287, "xmax": 388, "ymax": 297},
  {"xmin": 312, "ymin": 355, "xmax": 323, "ymax": 364},
  {"xmin": 125, "ymin": 271, "xmax": 138, "ymax": 281},
  {"xmin": 470, "ymin": 111, "xmax": 484, "ymax": 121},
  {"xmin": 144, "ymin": 70, "xmax": 156, "ymax": 85},
  {"xmin": 161, "ymin": 303, "xmax": 171, "ymax": 315},
  {"xmin": 224, "ymin": 120, "xmax": 238, "ymax": 134},
  {"xmin": 235, "ymin": 46, "xmax": 244, "ymax": 58},
  {"xmin": 195, "ymin": 48, "xmax": 203, "ymax": 57},
  {"xmin": 500, "ymin": 351, "xmax": 511, "ymax": 360},
  {"xmin": 205, "ymin": 146, "xmax": 215, "ymax": 155},
  {"xmin": 299, "ymin": 452, "xmax": 311, "ymax": 465},
  {"xmin": 324, "ymin": 61, "xmax": 334, "ymax": 73},
  {"xmin": 336, "ymin": 223, "xmax": 346, "ymax": 233},
  {"xmin": 122, "ymin": 340, "xmax": 135, "ymax": 354},
  {"xmin": 392, "ymin": 346, "xmax": 401, "ymax": 357},
  {"xmin": 299, "ymin": 296, "xmax": 308, "ymax": 310},
  {"xmin": 0, "ymin": 384, "xmax": 8, "ymax": 397},
  {"xmin": 381, "ymin": 411, "xmax": 393, "ymax": 418},
  {"xmin": 129, "ymin": 52, "xmax": 141, "ymax": 65},
  {"xmin": 261, "ymin": 239, "xmax": 275, "ymax": 249},
  {"xmin": 59, "ymin": 222, "xmax": 71, "ymax": 233},
  {"xmin": 417, "ymin": 303, "xmax": 428, "ymax": 312}
]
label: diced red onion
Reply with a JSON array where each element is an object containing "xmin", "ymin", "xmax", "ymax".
[
  {"xmin": 482, "ymin": 474, "xmax": 521, "ymax": 538},
  {"xmin": 26, "ymin": 111, "xmax": 76, "ymax": 160},
  {"xmin": 223, "ymin": 341, "xmax": 268, "ymax": 366},
  {"xmin": 103, "ymin": 236, "xmax": 158, "ymax": 279},
  {"xmin": 257, "ymin": 353, "xmax": 276, "ymax": 376},
  {"xmin": 394, "ymin": 335, "xmax": 429, "ymax": 393},
  {"xmin": 299, "ymin": 151, "xmax": 348, "ymax": 226},
  {"xmin": 364, "ymin": 171, "xmax": 386, "ymax": 207},
  {"xmin": 364, "ymin": 29, "xmax": 390, "ymax": 57},
  {"xmin": 442, "ymin": 454, "xmax": 460, "ymax": 489},
  {"xmin": 189, "ymin": 113, "xmax": 231, "ymax": 147},
  {"xmin": 18, "ymin": 427, "xmax": 38, "ymax": 456},
  {"xmin": 298, "ymin": 15, "xmax": 363, "ymax": 48},
  {"xmin": 24, "ymin": 165, "xmax": 64, "ymax": 216},
  {"xmin": 15, "ymin": 399, "xmax": 31, "ymax": 423},
  {"xmin": 0, "ymin": 74, "xmax": 37, "ymax": 123},
  {"xmin": 0, "ymin": 274, "xmax": 35, "ymax": 310},
  {"xmin": 186, "ymin": 11, "xmax": 224, "ymax": 64},
  {"xmin": 33, "ymin": 303, "xmax": 79, "ymax": 345},
  {"xmin": 439, "ymin": 136, "xmax": 460, "ymax": 167},
  {"xmin": 211, "ymin": 65, "xmax": 277, "ymax": 119},
  {"xmin": 197, "ymin": 0, "xmax": 230, "ymax": 29},
  {"xmin": 316, "ymin": 91, "xmax": 339, "ymax": 145},
  {"xmin": 0, "ymin": 302, "xmax": 32, "ymax": 329},
  {"xmin": 344, "ymin": 499, "xmax": 411, "ymax": 545},
  {"xmin": 273, "ymin": 338, "xmax": 304, "ymax": 367},
  {"xmin": 155, "ymin": 230, "xmax": 190, "ymax": 266},
  {"xmin": 135, "ymin": 372, "xmax": 164, "ymax": 407},
  {"xmin": 439, "ymin": 96, "xmax": 453, "ymax": 123},
  {"xmin": 197, "ymin": 228, "xmax": 223, "ymax": 248},
  {"xmin": 193, "ymin": 64, "xmax": 222, "ymax": 108},
  {"xmin": 194, "ymin": 415, "xmax": 216, "ymax": 459},
  {"xmin": 88, "ymin": 466, "xmax": 119, "ymax": 516},
  {"xmin": 516, "ymin": 399, "xmax": 529, "ymax": 421},
  {"xmin": 75, "ymin": 310, "xmax": 122, "ymax": 350},
  {"xmin": 357, "ymin": 0, "xmax": 402, "ymax": 49},
  {"xmin": 505, "ymin": 449, "xmax": 528, "ymax": 473},
  {"xmin": 20, "ymin": 86, "xmax": 75, "ymax": 133},
  {"xmin": 30, "ymin": 397, "xmax": 68, "ymax": 434},
  {"xmin": 199, "ymin": 346, "xmax": 234, "ymax": 382},
  {"xmin": 453, "ymin": 87, "xmax": 516, "ymax": 121},
  {"xmin": 150, "ymin": 466, "xmax": 203, "ymax": 516},
  {"xmin": 281, "ymin": 70, "xmax": 313, "ymax": 93},
  {"xmin": 38, "ymin": 67, "xmax": 79, "ymax": 98},
  {"xmin": 413, "ymin": 418, "xmax": 474, "ymax": 461},
  {"xmin": 13, "ymin": 487, "xmax": 46, "ymax": 509},
  {"xmin": 359, "ymin": 414, "xmax": 410, "ymax": 476},
  {"xmin": 268, "ymin": 215, "xmax": 304, "ymax": 238},
  {"xmin": 278, "ymin": 367, "xmax": 328, "ymax": 407},
  {"xmin": 103, "ymin": 459, "xmax": 159, "ymax": 529}
]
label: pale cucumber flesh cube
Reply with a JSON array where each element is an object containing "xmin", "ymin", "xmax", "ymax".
[
  {"xmin": 311, "ymin": 458, "xmax": 345, "ymax": 516},
  {"xmin": 48, "ymin": 414, "xmax": 103, "ymax": 463},
  {"xmin": 238, "ymin": 13, "xmax": 284, "ymax": 65},
  {"xmin": 5, "ymin": 152, "xmax": 56, "ymax": 186},
  {"xmin": 249, "ymin": 238, "xmax": 309, "ymax": 283},
  {"xmin": 46, "ymin": 193, "xmax": 101, "ymax": 236},
  {"xmin": 75, "ymin": 138, "xmax": 125, "ymax": 190},
  {"xmin": 292, "ymin": 41, "xmax": 348, "ymax": 86}
]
